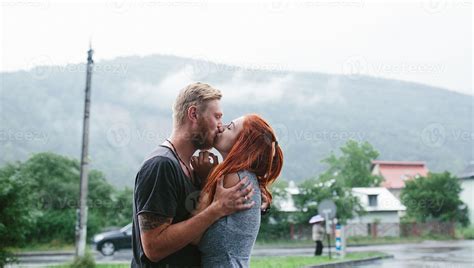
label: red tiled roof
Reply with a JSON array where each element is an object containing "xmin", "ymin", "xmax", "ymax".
[{"xmin": 371, "ymin": 161, "xmax": 429, "ymax": 189}]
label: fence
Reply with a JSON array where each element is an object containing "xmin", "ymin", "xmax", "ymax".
[{"xmin": 281, "ymin": 221, "xmax": 455, "ymax": 240}]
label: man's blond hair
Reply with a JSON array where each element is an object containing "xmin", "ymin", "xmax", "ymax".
[{"xmin": 173, "ymin": 82, "xmax": 222, "ymax": 127}]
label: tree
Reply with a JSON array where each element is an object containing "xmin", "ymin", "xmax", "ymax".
[
  {"xmin": 0, "ymin": 163, "xmax": 36, "ymax": 266},
  {"xmin": 109, "ymin": 187, "xmax": 133, "ymax": 227},
  {"xmin": 0, "ymin": 152, "xmax": 134, "ymax": 265},
  {"xmin": 13, "ymin": 153, "xmax": 116, "ymax": 243},
  {"xmin": 401, "ymin": 171, "xmax": 469, "ymax": 226},
  {"xmin": 258, "ymin": 180, "xmax": 294, "ymax": 241},
  {"xmin": 321, "ymin": 139, "xmax": 382, "ymax": 188},
  {"xmin": 292, "ymin": 140, "xmax": 381, "ymax": 224},
  {"xmin": 294, "ymin": 176, "xmax": 363, "ymax": 224}
]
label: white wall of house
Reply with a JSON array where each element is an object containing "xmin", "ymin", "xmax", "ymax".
[
  {"xmin": 460, "ymin": 178, "xmax": 474, "ymax": 225},
  {"xmin": 349, "ymin": 211, "xmax": 401, "ymax": 224},
  {"xmin": 346, "ymin": 211, "xmax": 401, "ymax": 237}
]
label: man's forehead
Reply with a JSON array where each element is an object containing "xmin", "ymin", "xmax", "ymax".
[{"xmin": 205, "ymin": 99, "xmax": 223, "ymax": 114}]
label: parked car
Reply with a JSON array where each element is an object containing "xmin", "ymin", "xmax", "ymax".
[{"xmin": 92, "ymin": 223, "xmax": 132, "ymax": 256}]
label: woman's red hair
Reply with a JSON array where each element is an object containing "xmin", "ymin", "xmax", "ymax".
[{"xmin": 202, "ymin": 114, "xmax": 284, "ymax": 206}]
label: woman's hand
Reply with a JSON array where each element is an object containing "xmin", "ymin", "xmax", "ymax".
[
  {"xmin": 191, "ymin": 151, "xmax": 219, "ymax": 188},
  {"xmin": 260, "ymin": 189, "xmax": 271, "ymax": 215}
]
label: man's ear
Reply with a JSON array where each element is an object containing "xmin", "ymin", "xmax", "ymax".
[{"xmin": 187, "ymin": 105, "xmax": 198, "ymax": 123}]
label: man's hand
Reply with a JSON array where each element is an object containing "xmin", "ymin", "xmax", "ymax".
[
  {"xmin": 210, "ymin": 175, "xmax": 255, "ymax": 218},
  {"xmin": 191, "ymin": 151, "xmax": 218, "ymax": 187}
]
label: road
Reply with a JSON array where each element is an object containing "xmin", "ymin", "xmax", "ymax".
[
  {"xmin": 352, "ymin": 240, "xmax": 474, "ymax": 268},
  {"xmin": 9, "ymin": 240, "xmax": 474, "ymax": 267}
]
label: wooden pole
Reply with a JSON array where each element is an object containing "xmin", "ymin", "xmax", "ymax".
[{"xmin": 75, "ymin": 44, "xmax": 94, "ymax": 257}]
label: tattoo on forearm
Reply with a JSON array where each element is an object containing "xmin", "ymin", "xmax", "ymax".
[{"xmin": 138, "ymin": 213, "xmax": 172, "ymax": 232}]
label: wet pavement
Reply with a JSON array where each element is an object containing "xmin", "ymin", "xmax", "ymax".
[
  {"xmin": 352, "ymin": 240, "xmax": 474, "ymax": 268},
  {"xmin": 9, "ymin": 240, "xmax": 474, "ymax": 267}
]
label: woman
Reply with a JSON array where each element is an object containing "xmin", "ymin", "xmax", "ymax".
[{"xmin": 192, "ymin": 114, "xmax": 284, "ymax": 267}]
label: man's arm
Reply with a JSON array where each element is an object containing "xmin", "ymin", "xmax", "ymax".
[{"xmin": 139, "ymin": 176, "xmax": 254, "ymax": 262}]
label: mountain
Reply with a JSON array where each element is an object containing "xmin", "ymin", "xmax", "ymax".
[{"xmin": 1, "ymin": 54, "xmax": 472, "ymax": 188}]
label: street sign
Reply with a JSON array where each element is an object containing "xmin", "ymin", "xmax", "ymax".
[
  {"xmin": 317, "ymin": 199, "xmax": 337, "ymax": 259},
  {"xmin": 317, "ymin": 199, "xmax": 337, "ymax": 219}
]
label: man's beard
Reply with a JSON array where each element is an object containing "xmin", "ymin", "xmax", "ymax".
[{"xmin": 191, "ymin": 118, "xmax": 215, "ymax": 150}]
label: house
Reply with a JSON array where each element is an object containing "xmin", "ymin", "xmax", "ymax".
[
  {"xmin": 346, "ymin": 187, "xmax": 406, "ymax": 237},
  {"xmin": 459, "ymin": 161, "xmax": 474, "ymax": 225},
  {"xmin": 275, "ymin": 180, "xmax": 300, "ymax": 212},
  {"xmin": 371, "ymin": 160, "xmax": 429, "ymax": 199}
]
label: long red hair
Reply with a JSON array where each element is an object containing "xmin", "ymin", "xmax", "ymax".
[{"xmin": 202, "ymin": 114, "xmax": 284, "ymax": 206}]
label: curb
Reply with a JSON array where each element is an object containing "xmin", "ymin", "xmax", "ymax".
[
  {"xmin": 14, "ymin": 251, "xmax": 74, "ymax": 257},
  {"xmin": 305, "ymin": 254, "xmax": 394, "ymax": 268}
]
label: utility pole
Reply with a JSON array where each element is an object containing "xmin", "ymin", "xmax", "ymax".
[{"xmin": 75, "ymin": 43, "xmax": 94, "ymax": 257}]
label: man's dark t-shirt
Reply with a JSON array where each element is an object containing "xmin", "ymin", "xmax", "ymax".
[{"xmin": 132, "ymin": 145, "xmax": 201, "ymax": 267}]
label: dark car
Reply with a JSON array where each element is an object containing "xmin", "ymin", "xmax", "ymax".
[{"xmin": 92, "ymin": 223, "xmax": 132, "ymax": 256}]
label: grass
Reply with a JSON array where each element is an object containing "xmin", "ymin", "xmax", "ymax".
[
  {"xmin": 9, "ymin": 241, "xmax": 75, "ymax": 253},
  {"xmin": 48, "ymin": 252, "xmax": 388, "ymax": 268},
  {"xmin": 256, "ymin": 231, "xmax": 468, "ymax": 248},
  {"xmin": 251, "ymin": 252, "xmax": 388, "ymax": 268},
  {"xmin": 346, "ymin": 235, "xmax": 424, "ymax": 246},
  {"xmin": 255, "ymin": 236, "xmax": 425, "ymax": 249},
  {"xmin": 456, "ymin": 226, "xmax": 474, "ymax": 239},
  {"xmin": 255, "ymin": 239, "xmax": 314, "ymax": 248}
]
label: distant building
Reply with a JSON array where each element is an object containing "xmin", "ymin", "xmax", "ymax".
[
  {"xmin": 459, "ymin": 161, "xmax": 474, "ymax": 225},
  {"xmin": 275, "ymin": 180, "xmax": 300, "ymax": 212},
  {"xmin": 347, "ymin": 187, "xmax": 406, "ymax": 237},
  {"xmin": 371, "ymin": 160, "xmax": 429, "ymax": 199}
]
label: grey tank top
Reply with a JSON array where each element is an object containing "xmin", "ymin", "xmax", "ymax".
[{"xmin": 198, "ymin": 170, "xmax": 262, "ymax": 268}]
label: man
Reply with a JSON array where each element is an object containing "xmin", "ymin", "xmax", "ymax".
[{"xmin": 132, "ymin": 82, "xmax": 256, "ymax": 267}]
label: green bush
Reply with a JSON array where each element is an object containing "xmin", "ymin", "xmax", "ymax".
[
  {"xmin": 458, "ymin": 226, "xmax": 474, "ymax": 239},
  {"xmin": 0, "ymin": 152, "xmax": 134, "ymax": 265}
]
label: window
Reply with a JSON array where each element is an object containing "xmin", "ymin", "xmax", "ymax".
[{"xmin": 368, "ymin": 194, "xmax": 378, "ymax": 207}]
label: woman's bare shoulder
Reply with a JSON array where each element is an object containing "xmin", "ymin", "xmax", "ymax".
[{"xmin": 223, "ymin": 172, "xmax": 240, "ymax": 188}]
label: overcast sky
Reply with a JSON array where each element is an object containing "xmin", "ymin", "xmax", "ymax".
[{"xmin": 1, "ymin": 0, "xmax": 472, "ymax": 95}]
